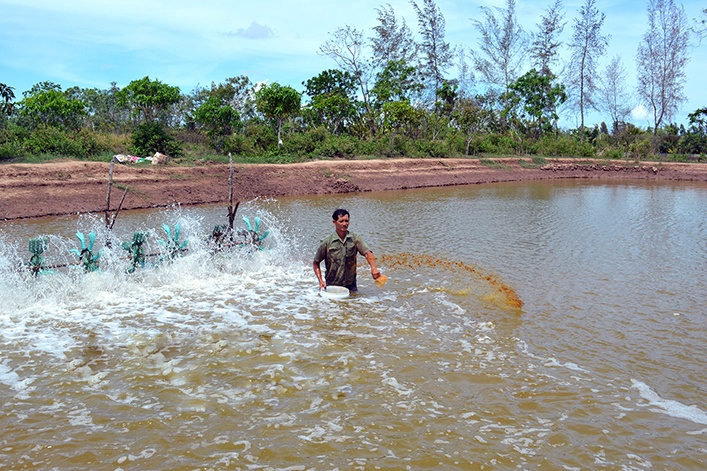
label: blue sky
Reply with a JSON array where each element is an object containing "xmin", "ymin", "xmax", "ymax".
[{"xmin": 2, "ymin": 0, "xmax": 706, "ymax": 128}]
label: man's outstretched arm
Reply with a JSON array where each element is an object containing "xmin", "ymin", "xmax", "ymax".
[{"xmin": 364, "ymin": 251, "xmax": 382, "ymax": 279}]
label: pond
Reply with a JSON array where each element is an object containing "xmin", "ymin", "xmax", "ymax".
[{"xmin": 1, "ymin": 179, "xmax": 705, "ymax": 470}]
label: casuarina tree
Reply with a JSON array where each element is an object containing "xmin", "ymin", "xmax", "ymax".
[
  {"xmin": 529, "ymin": 0, "xmax": 566, "ymax": 78},
  {"xmin": 471, "ymin": 0, "xmax": 527, "ymax": 98},
  {"xmin": 636, "ymin": 0, "xmax": 690, "ymax": 153},
  {"xmin": 566, "ymin": 0, "xmax": 608, "ymax": 139},
  {"xmin": 410, "ymin": 0, "xmax": 453, "ymax": 105},
  {"xmin": 599, "ymin": 56, "xmax": 633, "ymax": 134},
  {"xmin": 371, "ymin": 4, "xmax": 418, "ymax": 68}
]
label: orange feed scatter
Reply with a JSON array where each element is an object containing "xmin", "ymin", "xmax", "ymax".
[{"xmin": 379, "ymin": 252, "xmax": 524, "ymax": 310}]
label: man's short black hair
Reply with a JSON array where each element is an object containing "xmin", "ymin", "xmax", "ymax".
[{"xmin": 332, "ymin": 208, "xmax": 350, "ymax": 221}]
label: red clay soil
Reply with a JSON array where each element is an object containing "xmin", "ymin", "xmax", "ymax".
[{"xmin": 1, "ymin": 157, "xmax": 706, "ymax": 220}]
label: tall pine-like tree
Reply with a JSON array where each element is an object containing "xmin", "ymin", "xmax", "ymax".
[
  {"xmin": 636, "ymin": 0, "xmax": 690, "ymax": 152},
  {"xmin": 410, "ymin": 0, "xmax": 453, "ymax": 105},
  {"xmin": 471, "ymin": 0, "xmax": 527, "ymax": 95},
  {"xmin": 529, "ymin": 0, "xmax": 566, "ymax": 78},
  {"xmin": 371, "ymin": 4, "xmax": 418, "ymax": 68},
  {"xmin": 565, "ymin": 0, "xmax": 608, "ymax": 138}
]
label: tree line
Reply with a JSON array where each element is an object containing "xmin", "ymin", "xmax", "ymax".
[{"xmin": 1, "ymin": 0, "xmax": 706, "ymax": 164}]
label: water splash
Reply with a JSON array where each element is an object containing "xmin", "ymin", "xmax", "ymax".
[{"xmin": 379, "ymin": 252, "xmax": 523, "ymax": 310}]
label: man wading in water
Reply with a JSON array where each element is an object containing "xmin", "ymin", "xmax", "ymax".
[{"xmin": 313, "ymin": 208, "xmax": 384, "ymax": 292}]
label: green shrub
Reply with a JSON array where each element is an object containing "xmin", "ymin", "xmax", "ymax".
[
  {"xmin": 315, "ymin": 134, "xmax": 359, "ymax": 158},
  {"xmin": 414, "ymin": 139, "xmax": 450, "ymax": 158},
  {"xmin": 223, "ymin": 133, "xmax": 253, "ymax": 156},
  {"xmin": 475, "ymin": 133, "xmax": 518, "ymax": 155},
  {"xmin": 305, "ymin": 126, "xmax": 330, "ymax": 145},
  {"xmin": 0, "ymin": 139, "xmax": 24, "ymax": 161},
  {"xmin": 356, "ymin": 138, "xmax": 382, "ymax": 158},
  {"xmin": 130, "ymin": 122, "xmax": 182, "ymax": 157},
  {"xmin": 244, "ymin": 123, "xmax": 277, "ymax": 153},
  {"xmin": 535, "ymin": 135, "xmax": 596, "ymax": 157},
  {"xmin": 444, "ymin": 133, "xmax": 468, "ymax": 155},
  {"xmin": 21, "ymin": 126, "xmax": 109, "ymax": 159},
  {"xmin": 465, "ymin": 135, "xmax": 485, "ymax": 155},
  {"xmin": 281, "ymin": 126, "xmax": 329, "ymax": 156},
  {"xmin": 377, "ymin": 134, "xmax": 414, "ymax": 157},
  {"xmin": 601, "ymin": 148, "xmax": 625, "ymax": 159},
  {"xmin": 677, "ymin": 132, "xmax": 707, "ymax": 155},
  {"xmin": 0, "ymin": 123, "xmax": 26, "ymax": 161},
  {"xmin": 628, "ymin": 138, "xmax": 652, "ymax": 159}
]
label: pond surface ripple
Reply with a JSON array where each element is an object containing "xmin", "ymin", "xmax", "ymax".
[{"xmin": 0, "ymin": 180, "xmax": 705, "ymax": 470}]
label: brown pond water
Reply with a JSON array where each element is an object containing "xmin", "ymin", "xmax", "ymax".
[{"xmin": 0, "ymin": 180, "xmax": 705, "ymax": 470}]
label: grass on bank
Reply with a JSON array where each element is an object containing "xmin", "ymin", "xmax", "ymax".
[
  {"xmin": 0, "ymin": 124, "xmax": 703, "ymax": 166},
  {"xmin": 3, "ymin": 150, "xmax": 699, "ymax": 168}
]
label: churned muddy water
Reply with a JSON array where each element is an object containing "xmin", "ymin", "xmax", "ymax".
[{"xmin": 0, "ymin": 180, "xmax": 705, "ymax": 470}]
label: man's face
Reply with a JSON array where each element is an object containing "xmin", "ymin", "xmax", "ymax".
[{"xmin": 333, "ymin": 214, "xmax": 350, "ymax": 234}]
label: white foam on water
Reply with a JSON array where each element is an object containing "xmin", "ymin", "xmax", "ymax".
[
  {"xmin": 0, "ymin": 210, "xmax": 341, "ymax": 386},
  {"xmin": 631, "ymin": 379, "xmax": 707, "ymax": 426},
  {"xmin": 544, "ymin": 357, "xmax": 588, "ymax": 373},
  {"xmin": 381, "ymin": 375, "xmax": 415, "ymax": 397},
  {"xmin": 0, "ymin": 361, "xmax": 34, "ymax": 395}
]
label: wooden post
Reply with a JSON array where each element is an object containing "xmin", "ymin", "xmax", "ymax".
[
  {"xmin": 227, "ymin": 152, "xmax": 239, "ymax": 238},
  {"xmin": 109, "ymin": 187, "xmax": 129, "ymax": 230},
  {"xmin": 104, "ymin": 157, "xmax": 115, "ymax": 229},
  {"xmin": 103, "ymin": 157, "xmax": 129, "ymax": 243}
]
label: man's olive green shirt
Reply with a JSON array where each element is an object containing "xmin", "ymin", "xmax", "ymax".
[{"xmin": 314, "ymin": 231, "xmax": 371, "ymax": 287}]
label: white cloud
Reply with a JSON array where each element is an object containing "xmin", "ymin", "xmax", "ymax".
[
  {"xmin": 227, "ymin": 22, "xmax": 275, "ymax": 40},
  {"xmin": 631, "ymin": 105, "xmax": 649, "ymax": 122}
]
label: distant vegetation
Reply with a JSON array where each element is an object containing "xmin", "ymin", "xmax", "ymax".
[{"xmin": 1, "ymin": 0, "xmax": 705, "ymax": 165}]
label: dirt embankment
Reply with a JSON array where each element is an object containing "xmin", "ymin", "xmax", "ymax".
[{"xmin": 1, "ymin": 158, "xmax": 705, "ymax": 220}]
